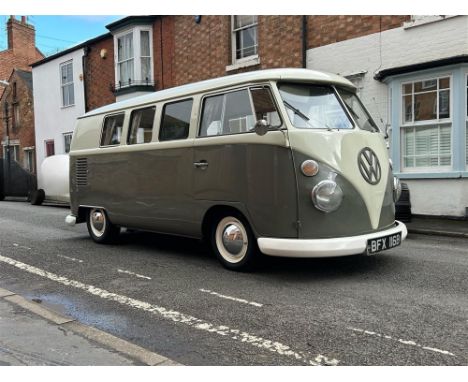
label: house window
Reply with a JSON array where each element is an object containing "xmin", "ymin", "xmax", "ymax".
[
  {"xmin": 63, "ymin": 132, "xmax": 73, "ymax": 153},
  {"xmin": 401, "ymin": 76, "xmax": 452, "ymax": 171},
  {"xmin": 45, "ymin": 140, "xmax": 55, "ymax": 157},
  {"xmin": 3, "ymin": 144, "xmax": 20, "ymax": 162},
  {"xmin": 117, "ymin": 32, "xmax": 134, "ymax": 86},
  {"xmin": 115, "ymin": 27, "xmax": 153, "ymax": 89},
  {"xmin": 24, "ymin": 148, "xmax": 35, "ymax": 173},
  {"xmin": 12, "ymin": 102, "xmax": 19, "ymax": 129},
  {"xmin": 232, "ymin": 16, "xmax": 258, "ymax": 63},
  {"xmin": 60, "ymin": 61, "xmax": 75, "ymax": 107}
]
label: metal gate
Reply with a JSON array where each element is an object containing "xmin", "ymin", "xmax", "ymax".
[{"xmin": 0, "ymin": 158, "xmax": 37, "ymax": 200}]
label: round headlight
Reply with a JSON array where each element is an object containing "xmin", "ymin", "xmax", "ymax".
[
  {"xmin": 393, "ymin": 176, "xmax": 402, "ymax": 202},
  {"xmin": 301, "ymin": 160, "xmax": 319, "ymax": 177},
  {"xmin": 311, "ymin": 180, "xmax": 343, "ymax": 213}
]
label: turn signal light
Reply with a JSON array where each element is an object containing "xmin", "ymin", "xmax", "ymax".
[{"xmin": 301, "ymin": 160, "xmax": 319, "ymax": 177}]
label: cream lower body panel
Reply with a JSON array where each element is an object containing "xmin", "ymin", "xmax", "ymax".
[{"xmin": 257, "ymin": 221, "xmax": 407, "ymax": 258}]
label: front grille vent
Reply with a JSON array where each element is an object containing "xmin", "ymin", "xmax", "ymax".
[{"xmin": 75, "ymin": 158, "xmax": 88, "ymax": 187}]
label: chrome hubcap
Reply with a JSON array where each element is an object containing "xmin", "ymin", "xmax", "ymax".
[
  {"xmin": 90, "ymin": 209, "xmax": 106, "ymax": 237},
  {"xmin": 216, "ymin": 217, "xmax": 248, "ymax": 264},
  {"xmin": 222, "ymin": 224, "xmax": 244, "ymax": 255}
]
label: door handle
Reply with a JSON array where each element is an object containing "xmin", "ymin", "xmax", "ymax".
[{"xmin": 193, "ymin": 160, "xmax": 209, "ymax": 169}]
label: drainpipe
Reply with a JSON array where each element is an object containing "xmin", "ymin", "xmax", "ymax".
[
  {"xmin": 82, "ymin": 46, "xmax": 90, "ymax": 113},
  {"xmin": 302, "ymin": 16, "xmax": 308, "ymax": 68}
]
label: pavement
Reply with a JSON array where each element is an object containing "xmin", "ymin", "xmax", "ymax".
[
  {"xmin": 1, "ymin": 211, "xmax": 466, "ymax": 366},
  {"xmin": 0, "ymin": 287, "xmax": 182, "ymax": 366},
  {"xmin": 405, "ymin": 215, "xmax": 468, "ymax": 238}
]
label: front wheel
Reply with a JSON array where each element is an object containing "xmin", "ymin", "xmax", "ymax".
[
  {"xmin": 211, "ymin": 213, "xmax": 258, "ymax": 271},
  {"xmin": 86, "ymin": 208, "xmax": 120, "ymax": 244}
]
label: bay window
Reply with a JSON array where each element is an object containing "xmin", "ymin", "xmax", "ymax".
[{"xmin": 114, "ymin": 26, "xmax": 153, "ymax": 89}]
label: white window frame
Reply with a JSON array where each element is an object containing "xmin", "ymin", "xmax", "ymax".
[
  {"xmin": 400, "ymin": 74, "xmax": 453, "ymax": 173},
  {"xmin": 228, "ymin": 16, "xmax": 259, "ymax": 70},
  {"xmin": 3, "ymin": 144, "xmax": 20, "ymax": 162},
  {"xmin": 114, "ymin": 26, "xmax": 154, "ymax": 89},
  {"xmin": 59, "ymin": 60, "xmax": 75, "ymax": 107}
]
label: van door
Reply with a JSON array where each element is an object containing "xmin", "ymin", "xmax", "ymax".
[
  {"xmin": 193, "ymin": 87, "xmax": 298, "ymax": 239},
  {"xmin": 126, "ymin": 99, "xmax": 198, "ymax": 237}
]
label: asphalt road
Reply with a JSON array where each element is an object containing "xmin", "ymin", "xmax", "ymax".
[{"xmin": 0, "ymin": 200, "xmax": 467, "ymax": 365}]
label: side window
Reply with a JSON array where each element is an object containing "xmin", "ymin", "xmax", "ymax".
[
  {"xmin": 128, "ymin": 106, "xmax": 156, "ymax": 144},
  {"xmin": 199, "ymin": 87, "xmax": 280, "ymax": 137},
  {"xmin": 101, "ymin": 113, "xmax": 125, "ymax": 146},
  {"xmin": 159, "ymin": 99, "xmax": 193, "ymax": 142},
  {"xmin": 200, "ymin": 89, "xmax": 254, "ymax": 137}
]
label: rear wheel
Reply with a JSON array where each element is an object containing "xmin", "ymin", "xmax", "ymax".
[
  {"xmin": 86, "ymin": 208, "xmax": 120, "ymax": 244},
  {"xmin": 211, "ymin": 213, "xmax": 258, "ymax": 271}
]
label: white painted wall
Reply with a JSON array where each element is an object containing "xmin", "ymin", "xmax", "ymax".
[
  {"xmin": 306, "ymin": 16, "xmax": 468, "ymax": 217},
  {"xmin": 32, "ymin": 48, "xmax": 85, "ymax": 182},
  {"xmin": 404, "ymin": 179, "xmax": 468, "ymax": 217},
  {"xmin": 306, "ymin": 16, "xmax": 468, "ymax": 131}
]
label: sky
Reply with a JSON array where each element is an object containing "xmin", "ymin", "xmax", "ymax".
[{"xmin": 0, "ymin": 15, "xmax": 122, "ymax": 57}]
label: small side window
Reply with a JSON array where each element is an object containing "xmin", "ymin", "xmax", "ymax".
[
  {"xmin": 128, "ymin": 106, "xmax": 156, "ymax": 144},
  {"xmin": 159, "ymin": 99, "xmax": 193, "ymax": 142},
  {"xmin": 101, "ymin": 113, "xmax": 125, "ymax": 146},
  {"xmin": 250, "ymin": 87, "xmax": 281, "ymax": 128}
]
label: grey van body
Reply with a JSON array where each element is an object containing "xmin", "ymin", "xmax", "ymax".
[{"xmin": 67, "ymin": 68, "xmax": 407, "ymax": 264}]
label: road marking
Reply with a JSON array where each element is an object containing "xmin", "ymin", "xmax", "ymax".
[
  {"xmin": 117, "ymin": 269, "xmax": 152, "ymax": 280},
  {"xmin": 13, "ymin": 243, "xmax": 31, "ymax": 250},
  {"xmin": 199, "ymin": 288, "xmax": 263, "ymax": 307},
  {"xmin": 57, "ymin": 255, "xmax": 84, "ymax": 263},
  {"xmin": 348, "ymin": 327, "xmax": 456, "ymax": 357},
  {"xmin": 0, "ymin": 254, "xmax": 339, "ymax": 366}
]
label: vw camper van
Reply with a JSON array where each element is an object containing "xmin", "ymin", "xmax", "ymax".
[{"xmin": 66, "ymin": 68, "xmax": 407, "ymax": 270}]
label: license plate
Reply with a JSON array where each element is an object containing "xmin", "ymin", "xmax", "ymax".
[{"xmin": 367, "ymin": 233, "xmax": 401, "ymax": 254}]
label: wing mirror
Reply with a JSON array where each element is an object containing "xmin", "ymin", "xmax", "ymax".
[{"xmin": 254, "ymin": 119, "xmax": 270, "ymax": 136}]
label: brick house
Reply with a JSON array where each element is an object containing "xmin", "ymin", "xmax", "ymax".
[
  {"xmin": 0, "ymin": 16, "xmax": 43, "ymax": 173},
  {"xmin": 0, "ymin": 68, "xmax": 36, "ymax": 173}
]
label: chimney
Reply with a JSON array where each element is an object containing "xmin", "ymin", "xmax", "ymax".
[{"xmin": 7, "ymin": 15, "xmax": 36, "ymax": 56}]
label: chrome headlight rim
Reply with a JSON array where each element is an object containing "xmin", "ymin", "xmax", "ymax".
[{"xmin": 311, "ymin": 179, "xmax": 343, "ymax": 213}]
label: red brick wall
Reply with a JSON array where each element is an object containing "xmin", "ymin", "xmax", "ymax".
[
  {"xmin": 84, "ymin": 36, "xmax": 116, "ymax": 111},
  {"xmin": 307, "ymin": 15, "xmax": 410, "ymax": 49},
  {"xmin": 153, "ymin": 17, "xmax": 175, "ymax": 90},
  {"xmin": 172, "ymin": 16, "xmax": 231, "ymax": 86},
  {"xmin": 0, "ymin": 70, "xmax": 36, "ymax": 172}
]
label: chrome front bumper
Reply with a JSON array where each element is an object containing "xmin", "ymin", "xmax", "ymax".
[{"xmin": 257, "ymin": 221, "xmax": 407, "ymax": 258}]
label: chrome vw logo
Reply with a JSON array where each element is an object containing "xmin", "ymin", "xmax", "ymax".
[{"xmin": 358, "ymin": 147, "xmax": 381, "ymax": 185}]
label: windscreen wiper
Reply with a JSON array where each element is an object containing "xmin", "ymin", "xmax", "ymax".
[
  {"xmin": 283, "ymin": 100, "xmax": 310, "ymax": 122},
  {"xmin": 283, "ymin": 100, "xmax": 333, "ymax": 131}
]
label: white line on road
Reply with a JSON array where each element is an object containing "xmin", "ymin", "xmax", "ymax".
[
  {"xmin": 348, "ymin": 327, "xmax": 456, "ymax": 357},
  {"xmin": 57, "ymin": 255, "xmax": 84, "ymax": 263},
  {"xmin": 199, "ymin": 288, "xmax": 263, "ymax": 307},
  {"xmin": 117, "ymin": 269, "xmax": 152, "ymax": 280},
  {"xmin": 13, "ymin": 243, "xmax": 31, "ymax": 250},
  {"xmin": 0, "ymin": 254, "xmax": 339, "ymax": 366}
]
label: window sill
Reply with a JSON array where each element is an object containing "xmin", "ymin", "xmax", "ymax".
[
  {"xmin": 395, "ymin": 171, "xmax": 468, "ymax": 179},
  {"xmin": 61, "ymin": 104, "xmax": 75, "ymax": 109},
  {"xmin": 403, "ymin": 15, "xmax": 458, "ymax": 30},
  {"xmin": 113, "ymin": 84, "xmax": 155, "ymax": 96},
  {"xmin": 226, "ymin": 56, "xmax": 260, "ymax": 72}
]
